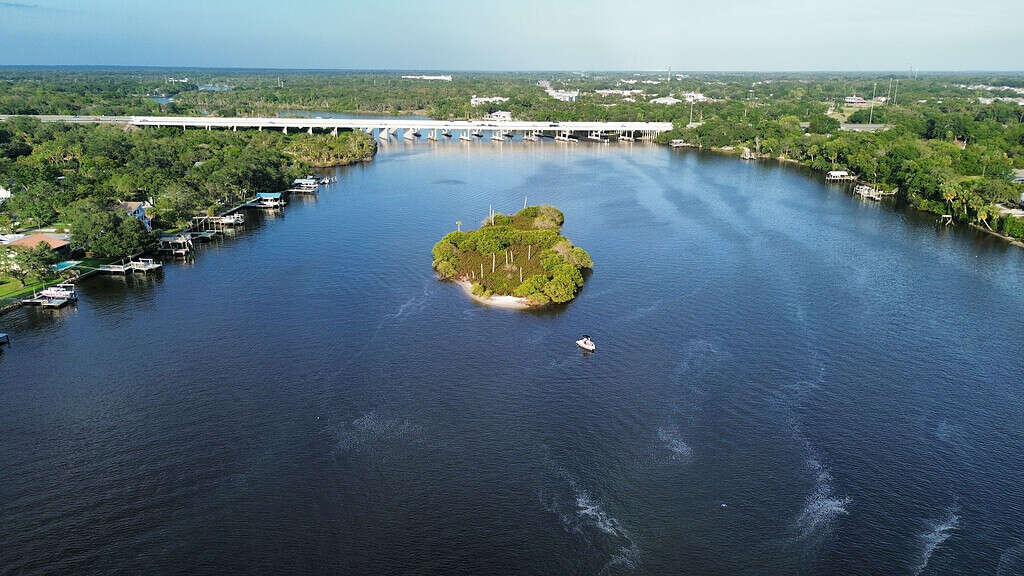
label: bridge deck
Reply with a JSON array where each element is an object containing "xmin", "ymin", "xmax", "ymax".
[{"xmin": 0, "ymin": 115, "xmax": 673, "ymax": 134}]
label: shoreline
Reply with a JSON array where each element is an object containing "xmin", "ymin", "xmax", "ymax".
[
  {"xmin": 455, "ymin": 280, "xmax": 536, "ymax": 310},
  {"xmin": 668, "ymin": 144, "xmax": 1024, "ymax": 249}
]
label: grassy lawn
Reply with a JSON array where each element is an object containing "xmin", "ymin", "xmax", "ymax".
[
  {"xmin": 0, "ymin": 275, "xmax": 49, "ymax": 300},
  {"xmin": 74, "ymin": 257, "xmax": 114, "ymax": 270},
  {"xmin": 0, "ymin": 257, "xmax": 114, "ymax": 300}
]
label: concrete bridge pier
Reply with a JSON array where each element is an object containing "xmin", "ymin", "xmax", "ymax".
[
  {"xmin": 307, "ymin": 126, "xmax": 314, "ymax": 135},
  {"xmin": 331, "ymin": 127, "xmax": 338, "ymax": 136}
]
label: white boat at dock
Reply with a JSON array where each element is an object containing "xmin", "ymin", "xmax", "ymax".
[
  {"xmin": 290, "ymin": 178, "xmax": 320, "ymax": 193},
  {"xmin": 217, "ymin": 213, "xmax": 245, "ymax": 226},
  {"xmin": 39, "ymin": 283, "xmax": 77, "ymax": 300}
]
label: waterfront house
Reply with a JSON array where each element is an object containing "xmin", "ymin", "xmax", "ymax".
[
  {"xmin": 826, "ymin": 170, "xmax": 857, "ymax": 182},
  {"xmin": 119, "ymin": 201, "xmax": 153, "ymax": 231},
  {"xmin": 484, "ymin": 111, "xmax": 512, "ymax": 122},
  {"xmin": 6, "ymin": 234, "xmax": 72, "ymax": 258}
]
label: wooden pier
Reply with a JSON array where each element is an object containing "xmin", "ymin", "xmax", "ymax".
[
  {"xmin": 97, "ymin": 258, "xmax": 163, "ymax": 274},
  {"xmin": 158, "ymin": 234, "xmax": 193, "ymax": 257}
]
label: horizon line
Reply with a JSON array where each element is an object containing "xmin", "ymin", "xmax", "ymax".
[{"xmin": 1, "ymin": 64, "xmax": 1023, "ymax": 75}]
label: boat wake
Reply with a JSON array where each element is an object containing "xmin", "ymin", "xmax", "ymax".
[
  {"xmin": 333, "ymin": 411, "xmax": 424, "ymax": 456},
  {"xmin": 912, "ymin": 507, "xmax": 960, "ymax": 576},
  {"xmin": 541, "ymin": 468, "xmax": 640, "ymax": 574},
  {"xmin": 795, "ymin": 455, "xmax": 851, "ymax": 540},
  {"xmin": 656, "ymin": 426, "xmax": 693, "ymax": 461}
]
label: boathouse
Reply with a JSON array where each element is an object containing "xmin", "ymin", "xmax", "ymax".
[{"xmin": 826, "ymin": 170, "xmax": 857, "ymax": 182}]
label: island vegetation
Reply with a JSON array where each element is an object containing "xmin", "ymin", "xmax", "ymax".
[{"xmin": 432, "ymin": 205, "xmax": 593, "ymax": 307}]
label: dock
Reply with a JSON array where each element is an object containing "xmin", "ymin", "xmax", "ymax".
[
  {"xmin": 22, "ymin": 296, "xmax": 74, "ymax": 308},
  {"xmin": 158, "ymin": 234, "xmax": 194, "ymax": 257},
  {"xmin": 97, "ymin": 258, "xmax": 163, "ymax": 274}
]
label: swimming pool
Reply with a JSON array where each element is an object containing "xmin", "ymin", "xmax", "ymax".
[{"xmin": 51, "ymin": 260, "xmax": 81, "ymax": 271}]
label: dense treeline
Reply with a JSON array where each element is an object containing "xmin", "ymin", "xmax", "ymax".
[
  {"xmin": 2, "ymin": 68, "xmax": 1022, "ymax": 241},
  {"xmin": 660, "ymin": 94, "xmax": 1024, "ymax": 236},
  {"xmin": 0, "ymin": 117, "xmax": 376, "ymax": 235},
  {"xmin": 432, "ymin": 206, "xmax": 593, "ymax": 305}
]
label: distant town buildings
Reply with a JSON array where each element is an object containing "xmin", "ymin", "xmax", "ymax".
[
  {"xmin": 471, "ymin": 95, "xmax": 510, "ymax": 106},
  {"xmin": 595, "ymin": 89, "xmax": 644, "ymax": 97},
  {"xmin": 679, "ymin": 91, "xmax": 708, "ymax": 103},
  {"xmin": 401, "ymin": 74, "xmax": 452, "ymax": 81},
  {"xmin": 165, "ymin": 77, "xmax": 189, "ymax": 83},
  {"xmin": 546, "ymin": 89, "xmax": 579, "ymax": 102},
  {"xmin": 649, "ymin": 96, "xmax": 682, "ymax": 105}
]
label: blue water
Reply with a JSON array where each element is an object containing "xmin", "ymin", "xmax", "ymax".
[{"xmin": 1, "ymin": 142, "xmax": 1023, "ymax": 575}]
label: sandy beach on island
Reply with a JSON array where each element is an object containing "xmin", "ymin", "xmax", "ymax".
[{"xmin": 456, "ymin": 280, "xmax": 536, "ymax": 310}]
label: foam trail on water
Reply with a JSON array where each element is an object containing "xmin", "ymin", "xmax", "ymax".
[
  {"xmin": 333, "ymin": 411, "xmax": 423, "ymax": 454},
  {"xmin": 656, "ymin": 426, "xmax": 693, "ymax": 461},
  {"xmin": 543, "ymin": 468, "xmax": 640, "ymax": 573},
  {"xmin": 795, "ymin": 456, "xmax": 851, "ymax": 539},
  {"xmin": 913, "ymin": 508, "xmax": 960, "ymax": 576}
]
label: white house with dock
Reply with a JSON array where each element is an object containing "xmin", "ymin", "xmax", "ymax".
[{"xmin": 826, "ymin": 170, "xmax": 857, "ymax": 182}]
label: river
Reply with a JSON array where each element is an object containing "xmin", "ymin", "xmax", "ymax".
[{"xmin": 2, "ymin": 139, "xmax": 1023, "ymax": 575}]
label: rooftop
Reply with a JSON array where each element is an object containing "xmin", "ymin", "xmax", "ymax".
[{"xmin": 7, "ymin": 233, "xmax": 70, "ymax": 250}]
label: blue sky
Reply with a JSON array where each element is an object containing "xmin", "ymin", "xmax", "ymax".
[{"xmin": 0, "ymin": 0, "xmax": 1020, "ymax": 70}]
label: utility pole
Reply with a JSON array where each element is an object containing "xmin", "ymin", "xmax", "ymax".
[
  {"xmin": 893, "ymin": 79, "xmax": 899, "ymax": 106},
  {"xmin": 689, "ymin": 99, "xmax": 694, "ymax": 125},
  {"xmin": 868, "ymin": 82, "xmax": 877, "ymax": 124}
]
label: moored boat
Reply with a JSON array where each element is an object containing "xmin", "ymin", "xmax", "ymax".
[
  {"xmin": 576, "ymin": 335, "xmax": 595, "ymax": 352},
  {"xmin": 39, "ymin": 283, "xmax": 77, "ymax": 301}
]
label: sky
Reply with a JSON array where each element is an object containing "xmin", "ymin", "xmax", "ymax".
[{"xmin": 0, "ymin": 0, "xmax": 1021, "ymax": 71}]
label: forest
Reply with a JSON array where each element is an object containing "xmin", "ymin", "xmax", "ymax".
[{"xmin": 2, "ymin": 68, "xmax": 1023, "ymax": 242}]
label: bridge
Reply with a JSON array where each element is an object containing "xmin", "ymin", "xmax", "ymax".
[{"xmin": 0, "ymin": 115, "xmax": 674, "ymax": 142}]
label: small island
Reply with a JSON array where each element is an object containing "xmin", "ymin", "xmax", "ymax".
[{"xmin": 432, "ymin": 205, "xmax": 593, "ymax": 308}]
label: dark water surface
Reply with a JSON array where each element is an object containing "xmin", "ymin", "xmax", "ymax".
[{"xmin": 2, "ymin": 141, "xmax": 1023, "ymax": 575}]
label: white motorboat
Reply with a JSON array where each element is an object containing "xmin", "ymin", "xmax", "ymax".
[
  {"xmin": 40, "ymin": 284, "xmax": 77, "ymax": 300},
  {"xmin": 219, "ymin": 213, "xmax": 245, "ymax": 225},
  {"xmin": 576, "ymin": 335, "xmax": 595, "ymax": 352}
]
